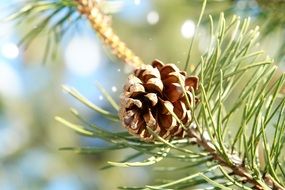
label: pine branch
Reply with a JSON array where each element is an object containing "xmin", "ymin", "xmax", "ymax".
[
  {"xmin": 11, "ymin": 1, "xmax": 283, "ymax": 189},
  {"xmin": 57, "ymin": 13, "xmax": 285, "ymax": 189},
  {"xmin": 7, "ymin": 0, "xmax": 144, "ymax": 67},
  {"xmin": 184, "ymin": 125, "xmax": 283, "ymax": 189},
  {"xmin": 189, "ymin": 13, "xmax": 285, "ymax": 189},
  {"xmin": 56, "ymin": 15, "xmax": 285, "ymax": 190}
]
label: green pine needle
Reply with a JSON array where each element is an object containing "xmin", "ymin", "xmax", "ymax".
[
  {"xmin": 12, "ymin": 1, "xmax": 283, "ymax": 189},
  {"xmin": 57, "ymin": 13, "xmax": 285, "ymax": 189}
]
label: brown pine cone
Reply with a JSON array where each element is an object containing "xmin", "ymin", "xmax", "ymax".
[{"xmin": 119, "ymin": 59, "xmax": 199, "ymax": 141}]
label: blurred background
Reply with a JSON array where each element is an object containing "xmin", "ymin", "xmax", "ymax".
[{"xmin": 0, "ymin": 0, "xmax": 284, "ymax": 189}]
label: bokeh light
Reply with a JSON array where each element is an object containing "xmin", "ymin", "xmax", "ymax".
[
  {"xmin": 181, "ymin": 20, "xmax": 196, "ymax": 39},
  {"xmin": 64, "ymin": 37, "xmax": 102, "ymax": 76},
  {"xmin": 111, "ymin": 86, "xmax": 118, "ymax": 92},
  {"xmin": 134, "ymin": 0, "xmax": 141, "ymax": 5},
  {"xmin": 147, "ymin": 11, "xmax": 159, "ymax": 25},
  {"xmin": 1, "ymin": 42, "xmax": 19, "ymax": 59}
]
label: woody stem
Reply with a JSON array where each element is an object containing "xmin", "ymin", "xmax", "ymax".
[
  {"xmin": 187, "ymin": 127, "xmax": 284, "ymax": 190},
  {"xmin": 75, "ymin": 0, "xmax": 144, "ymax": 68}
]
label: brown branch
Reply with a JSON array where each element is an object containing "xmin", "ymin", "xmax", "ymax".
[
  {"xmin": 187, "ymin": 127, "xmax": 285, "ymax": 190},
  {"xmin": 75, "ymin": 0, "xmax": 144, "ymax": 68}
]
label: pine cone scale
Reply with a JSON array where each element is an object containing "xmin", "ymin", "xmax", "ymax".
[
  {"xmin": 185, "ymin": 76, "xmax": 199, "ymax": 91},
  {"xmin": 144, "ymin": 93, "xmax": 158, "ymax": 106},
  {"xmin": 145, "ymin": 78, "xmax": 163, "ymax": 93},
  {"xmin": 125, "ymin": 98, "xmax": 142, "ymax": 109},
  {"xmin": 164, "ymin": 83, "xmax": 184, "ymax": 102},
  {"xmin": 173, "ymin": 101, "xmax": 187, "ymax": 119},
  {"xmin": 143, "ymin": 108, "xmax": 156, "ymax": 127},
  {"xmin": 162, "ymin": 74, "xmax": 180, "ymax": 84}
]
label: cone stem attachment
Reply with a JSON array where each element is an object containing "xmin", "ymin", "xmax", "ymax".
[{"xmin": 75, "ymin": 0, "xmax": 144, "ymax": 68}]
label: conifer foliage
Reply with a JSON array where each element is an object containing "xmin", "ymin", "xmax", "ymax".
[{"xmin": 10, "ymin": 0, "xmax": 285, "ymax": 189}]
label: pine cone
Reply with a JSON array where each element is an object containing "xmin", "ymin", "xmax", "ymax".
[{"xmin": 119, "ymin": 59, "xmax": 199, "ymax": 141}]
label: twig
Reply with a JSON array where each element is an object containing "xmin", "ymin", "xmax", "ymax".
[
  {"xmin": 75, "ymin": 0, "xmax": 144, "ymax": 68},
  {"xmin": 187, "ymin": 127, "xmax": 285, "ymax": 190}
]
